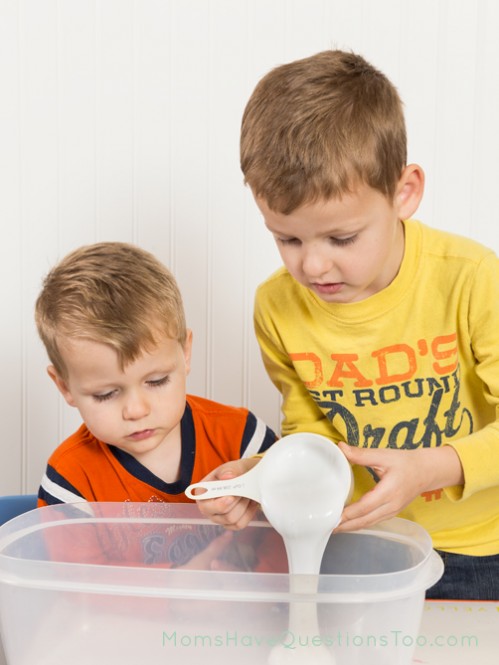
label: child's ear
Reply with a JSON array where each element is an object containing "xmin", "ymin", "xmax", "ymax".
[
  {"xmin": 183, "ymin": 329, "xmax": 193, "ymax": 375},
  {"xmin": 46, "ymin": 366, "xmax": 77, "ymax": 407},
  {"xmin": 395, "ymin": 164, "xmax": 425, "ymax": 220}
]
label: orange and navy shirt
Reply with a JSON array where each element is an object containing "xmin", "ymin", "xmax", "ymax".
[{"xmin": 38, "ymin": 394, "xmax": 277, "ymax": 507}]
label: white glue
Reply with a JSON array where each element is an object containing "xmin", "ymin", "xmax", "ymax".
[
  {"xmin": 186, "ymin": 432, "xmax": 352, "ymax": 575},
  {"xmin": 186, "ymin": 433, "xmax": 353, "ymax": 664}
]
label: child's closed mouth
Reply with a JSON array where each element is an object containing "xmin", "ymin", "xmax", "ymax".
[
  {"xmin": 311, "ymin": 282, "xmax": 344, "ymax": 295},
  {"xmin": 128, "ymin": 429, "xmax": 156, "ymax": 441}
]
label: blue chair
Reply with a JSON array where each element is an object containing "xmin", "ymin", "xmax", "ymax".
[
  {"xmin": 0, "ymin": 494, "xmax": 39, "ymax": 665},
  {"xmin": 0, "ymin": 494, "xmax": 38, "ymax": 526}
]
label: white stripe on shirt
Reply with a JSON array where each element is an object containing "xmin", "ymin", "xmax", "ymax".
[
  {"xmin": 40, "ymin": 473, "xmax": 93, "ymax": 512},
  {"xmin": 241, "ymin": 416, "xmax": 267, "ymax": 458}
]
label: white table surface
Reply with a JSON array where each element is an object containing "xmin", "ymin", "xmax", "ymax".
[
  {"xmin": 413, "ymin": 600, "xmax": 498, "ymax": 664},
  {"xmin": 1, "ymin": 600, "xmax": 497, "ymax": 665}
]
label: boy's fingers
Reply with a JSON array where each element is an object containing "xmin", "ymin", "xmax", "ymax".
[
  {"xmin": 338, "ymin": 441, "xmax": 389, "ymax": 470},
  {"xmin": 182, "ymin": 530, "xmax": 233, "ymax": 570},
  {"xmin": 337, "ymin": 440, "xmax": 367, "ymax": 462},
  {"xmin": 335, "ymin": 486, "xmax": 396, "ymax": 532},
  {"xmin": 217, "ymin": 468, "xmax": 238, "ymax": 480},
  {"xmin": 197, "ymin": 494, "xmax": 238, "ymax": 516}
]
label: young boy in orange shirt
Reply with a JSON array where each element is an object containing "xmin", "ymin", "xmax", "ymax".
[{"xmin": 35, "ymin": 241, "xmax": 277, "ymax": 567}]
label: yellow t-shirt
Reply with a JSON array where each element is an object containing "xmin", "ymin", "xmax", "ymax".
[{"xmin": 254, "ymin": 219, "xmax": 499, "ymax": 555}]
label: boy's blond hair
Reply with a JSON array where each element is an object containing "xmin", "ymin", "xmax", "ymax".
[
  {"xmin": 35, "ymin": 242, "xmax": 187, "ymax": 379},
  {"xmin": 240, "ymin": 50, "xmax": 407, "ymax": 214}
]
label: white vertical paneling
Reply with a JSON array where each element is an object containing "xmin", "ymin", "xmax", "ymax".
[
  {"xmin": 470, "ymin": 0, "xmax": 499, "ymax": 253},
  {"xmin": 1, "ymin": 0, "xmax": 499, "ymax": 492},
  {"xmin": 432, "ymin": 0, "xmax": 478, "ymax": 238},
  {"xmin": 325, "ymin": 0, "xmax": 365, "ymax": 51},
  {"xmin": 169, "ymin": 0, "xmax": 210, "ymax": 398},
  {"xmin": 18, "ymin": 0, "xmax": 62, "ymax": 493},
  {"xmin": 246, "ymin": 0, "xmax": 287, "ymax": 82},
  {"xmin": 133, "ymin": 0, "xmax": 173, "ymax": 258},
  {"xmin": 243, "ymin": 0, "xmax": 288, "ymax": 428},
  {"xmin": 0, "ymin": 0, "xmax": 23, "ymax": 493},
  {"xmin": 283, "ymin": 0, "xmax": 331, "ymax": 60},
  {"xmin": 397, "ymin": 0, "xmax": 440, "ymax": 230},
  {"xmin": 57, "ymin": 0, "xmax": 97, "ymax": 252},
  {"xmin": 95, "ymin": 0, "xmax": 135, "ymax": 240},
  {"xmin": 361, "ymin": 0, "xmax": 403, "ymax": 82},
  {"xmin": 207, "ymin": 0, "xmax": 249, "ymax": 405}
]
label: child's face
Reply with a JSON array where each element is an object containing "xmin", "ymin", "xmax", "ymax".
[
  {"xmin": 48, "ymin": 332, "xmax": 192, "ymax": 469},
  {"xmin": 256, "ymin": 168, "xmax": 423, "ymax": 304}
]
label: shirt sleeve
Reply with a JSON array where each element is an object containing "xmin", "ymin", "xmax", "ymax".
[
  {"xmin": 38, "ymin": 463, "xmax": 88, "ymax": 506},
  {"xmin": 445, "ymin": 251, "xmax": 499, "ymax": 499},
  {"xmin": 239, "ymin": 411, "xmax": 277, "ymax": 458}
]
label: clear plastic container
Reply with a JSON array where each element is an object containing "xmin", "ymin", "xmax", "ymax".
[{"xmin": 0, "ymin": 502, "xmax": 443, "ymax": 665}]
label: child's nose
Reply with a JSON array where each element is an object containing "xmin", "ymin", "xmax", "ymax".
[
  {"xmin": 122, "ymin": 391, "xmax": 150, "ymax": 420},
  {"xmin": 302, "ymin": 246, "xmax": 332, "ymax": 278}
]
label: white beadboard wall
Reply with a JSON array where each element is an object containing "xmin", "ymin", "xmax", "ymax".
[{"xmin": 1, "ymin": 0, "xmax": 499, "ymax": 495}]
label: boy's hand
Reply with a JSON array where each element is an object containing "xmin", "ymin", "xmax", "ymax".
[
  {"xmin": 180, "ymin": 530, "xmax": 235, "ymax": 570},
  {"xmin": 193, "ymin": 458, "xmax": 261, "ymax": 530},
  {"xmin": 334, "ymin": 441, "xmax": 464, "ymax": 533}
]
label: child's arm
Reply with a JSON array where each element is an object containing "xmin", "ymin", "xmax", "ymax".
[
  {"xmin": 194, "ymin": 457, "xmax": 262, "ymax": 529},
  {"xmin": 334, "ymin": 442, "xmax": 464, "ymax": 532}
]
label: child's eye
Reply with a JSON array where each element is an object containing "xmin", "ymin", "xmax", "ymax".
[
  {"xmin": 92, "ymin": 390, "xmax": 116, "ymax": 403},
  {"xmin": 330, "ymin": 235, "xmax": 357, "ymax": 247},
  {"xmin": 147, "ymin": 376, "xmax": 170, "ymax": 388}
]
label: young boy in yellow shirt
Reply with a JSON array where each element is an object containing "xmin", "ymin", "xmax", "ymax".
[{"xmin": 197, "ymin": 50, "xmax": 499, "ymax": 600}]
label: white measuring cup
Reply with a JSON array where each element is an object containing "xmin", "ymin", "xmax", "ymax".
[{"xmin": 185, "ymin": 432, "xmax": 353, "ymax": 575}]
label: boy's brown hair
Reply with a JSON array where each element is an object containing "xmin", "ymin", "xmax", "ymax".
[
  {"xmin": 35, "ymin": 242, "xmax": 187, "ymax": 379},
  {"xmin": 240, "ymin": 50, "xmax": 407, "ymax": 214}
]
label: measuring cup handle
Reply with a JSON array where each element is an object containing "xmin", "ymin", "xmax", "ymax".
[{"xmin": 185, "ymin": 474, "xmax": 260, "ymax": 502}]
